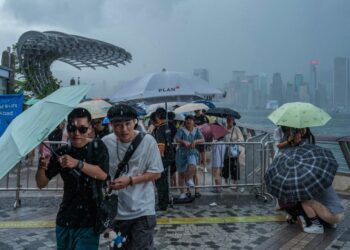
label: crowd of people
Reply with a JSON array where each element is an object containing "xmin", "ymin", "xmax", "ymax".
[
  {"xmin": 34, "ymin": 102, "xmax": 248, "ymax": 249},
  {"xmin": 32, "ymin": 102, "xmax": 345, "ymax": 249}
]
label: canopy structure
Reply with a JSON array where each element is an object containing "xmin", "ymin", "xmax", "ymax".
[{"xmin": 17, "ymin": 31, "xmax": 132, "ymax": 96}]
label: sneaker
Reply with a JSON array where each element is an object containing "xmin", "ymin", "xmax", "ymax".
[
  {"xmin": 239, "ymin": 187, "xmax": 245, "ymax": 193},
  {"xmin": 204, "ymin": 167, "xmax": 208, "ymax": 173},
  {"xmin": 303, "ymin": 224, "xmax": 324, "ymax": 234},
  {"xmin": 211, "ymin": 188, "xmax": 222, "ymax": 193},
  {"xmin": 297, "ymin": 215, "xmax": 307, "ymax": 229},
  {"xmin": 178, "ymin": 193, "xmax": 187, "ymax": 199},
  {"xmin": 194, "ymin": 192, "xmax": 201, "ymax": 198},
  {"xmin": 230, "ymin": 186, "xmax": 237, "ymax": 191},
  {"xmin": 186, "ymin": 179, "xmax": 195, "ymax": 188}
]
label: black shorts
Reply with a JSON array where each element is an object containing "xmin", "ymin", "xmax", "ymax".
[{"xmin": 222, "ymin": 157, "xmax": 240, "ymax": 180}]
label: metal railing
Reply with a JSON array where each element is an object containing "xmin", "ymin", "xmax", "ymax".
[{"xmin": 1, "ymin": 127, "xmax": 348, "ymax": 208}]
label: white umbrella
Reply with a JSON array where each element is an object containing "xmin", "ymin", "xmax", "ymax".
[
  {"xmin": 78, "ymin": 99, "xmax": 111, "ymax": 119},
  {"xmin": 174, "ymin": 103, "xmax": 209, "ymax": 113},
  {"xmin": 109, "ymin": 70, "xmax": 222, "ymax": 104}
]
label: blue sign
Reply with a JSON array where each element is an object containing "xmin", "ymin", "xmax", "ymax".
[{"xmin": 0, "ymin": 94, "xmax": 23, "ymax": 136}]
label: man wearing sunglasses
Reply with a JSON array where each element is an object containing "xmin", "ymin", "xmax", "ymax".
[
  {"xmin": 35, "ymin": 108, "xmax": 109, "ymax": 250},
  {"xmin": 102, "ymin": 104, "xmax": 163, "ymax": 250}
]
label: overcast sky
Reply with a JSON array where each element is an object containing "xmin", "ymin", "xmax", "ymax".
[{"xmin": 1, "ymin": 0, "xmax": 350, "ymax": 97}]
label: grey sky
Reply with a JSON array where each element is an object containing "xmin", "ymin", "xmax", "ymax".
[{"xmin": 1, "ymin": 0, "xmax": 350, "ymax": 97}]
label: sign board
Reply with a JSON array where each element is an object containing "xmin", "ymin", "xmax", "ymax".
[{"xmin": 0, "ymin": 94, "xmax": 23, "ymax": 136}]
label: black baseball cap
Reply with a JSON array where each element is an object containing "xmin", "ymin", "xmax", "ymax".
[
  {"xmin": 185, "ymin": 114, "xmax": 195, "ymax": 120},
  {"xmin": 107, "ymin": 104, "xmax": 137, "ymax": 122}
]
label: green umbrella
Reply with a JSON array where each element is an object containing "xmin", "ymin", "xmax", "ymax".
[
  {"xmin": 0, "ymin": 85, "xmax": 90, "ymax": 179},
  {"xmin": 268, "ymin": 102, "xmax": 331, "ymax": 128},
  {"xmin": 25, "ymin": 97, "xmax": 40, "ymax": 106}
]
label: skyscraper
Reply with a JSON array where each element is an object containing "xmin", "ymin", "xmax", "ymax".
[
  {"xmin": 193, "ymin": 68, "xmax": 209, "ymax": 82},
  {"xmin": 333, "ymin": 57, "xmax": 349, "ymax": 109},
  {"xmin": 270, "ymin": 73, "xmax": 284, "ymax": 106},
  {"xmin": 309, "ymin": 60, "xmax": 319, "ymax": 104}
]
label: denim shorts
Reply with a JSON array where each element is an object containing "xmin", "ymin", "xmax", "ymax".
[{"xmin": 176, "ymin": 152, "xmax": 198, "ymax": 174}]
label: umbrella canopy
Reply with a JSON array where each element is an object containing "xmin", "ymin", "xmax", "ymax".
[
  {"xmin": 268, "ymin": 102, "xmax": 331, "ymax": 128},
  {"xmin": 174, "ymin": 103, "xmax": 209, "ymax": 113},
  {"xmin": 206, "ymin": 107, "xmax": 241, "ymax": 119},
  {"xmin": 109, "ymin": 70, "xmax": 222, "ymax": 104},
  {"xmin": 193, "ymin": 100, "xmax": 216, "ymax": 109},
  {"xmin": 78, "ymin": 99, "xmax": 111, "ymax": 119},
  {"xmin": 198, "ymin": 123, "xmax": 229, "ymax": 141},
  {"xmin": 264, "ymin": 144, "xmax": 338, "ymax": 203},
  {"xmin": 25, "ymin": 97, "xmax": 40, "ymax": 106},
  {"xmin": 0, "ymin": 85, "xmax": 90, "ymax": 179}
]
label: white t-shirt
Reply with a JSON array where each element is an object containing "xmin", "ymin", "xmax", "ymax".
[{"xmin": 102, "ymin": 132, "xmax": 164, "ymax": 220}]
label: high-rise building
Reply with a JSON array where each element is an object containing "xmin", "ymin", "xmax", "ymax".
[
  {"xmin": 270, "ymin": 73, "xmax": 284, "ymax": 106},
  {"xmin": 294, "ymin": 74, "xmax": 303, "ymax": 93},
  {"xmin": 232, "ymin": 70, "xmax": 245, "ymax": 82},
  {"xmin": 193, "ymin": 68, "xmax": 209, "ymax": 82},
  {"xmin": 285, "ymin": 82, "xmax": 294, "ymax": 103},
  {"xmin": 258, "ymin": 73, "xmax": 269, "ymax": 108},
  {"xmin": 333, "ymin": 57, "xmax": 349, "ymax": 109},
  {"xmin": 309, "ymin": 60, "xmax": 319, "ymax": 104}
]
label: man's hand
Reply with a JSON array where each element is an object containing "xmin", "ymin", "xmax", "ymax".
[
  {"xmin": 38, "ymin": 156, "xmax": 50, "ymax": 170},
  {"xmin": 109, "ymin": 176, "xmax": 131, "ymax": 190},
  {"xmin": 59, "ymin": 154, "xmax": 79, "ymax": 169}
]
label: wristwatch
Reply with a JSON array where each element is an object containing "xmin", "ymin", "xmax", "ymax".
[{"xmin": 76, "ymin": 160, "xmax": 84, "ymax": 170}]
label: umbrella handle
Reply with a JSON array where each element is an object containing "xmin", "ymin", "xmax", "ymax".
[{"xmin": 41, "ymin": 142, "xmax": 59, "ymax": 158}]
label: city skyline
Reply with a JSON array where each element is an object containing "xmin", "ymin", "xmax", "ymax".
[{"xmin": 1, "ymin": 0, "xmax": 350, "ymax": 98}]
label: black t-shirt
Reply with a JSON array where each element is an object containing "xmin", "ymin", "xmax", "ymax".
[
  {"xmin": 45, "ymin": 140, "xmax": 109, "ymax": 228},
  {"xmin": 152, "ymin": 123, "xmax": 175, "ymax": 164},
  {"xmin": 194, "ymin": 114, "xmax": 209, "ymax": 126}
]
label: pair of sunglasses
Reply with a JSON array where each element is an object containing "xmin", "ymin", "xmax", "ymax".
[{"xmin": 67, "ymin": 124, "xmax": 89, "ymax": 134}]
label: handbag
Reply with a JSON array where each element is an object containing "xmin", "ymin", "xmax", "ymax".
[
  {"xmin": 228, "ymin": 144, "xmax": 240, "ymax": 158},
  {"xmin": 93, "ymin": 133, "xmax": 145, "ymax": 234},
  {"xmin": 226, "ymin": 127, "xmax": 241, "ymax": 159}
]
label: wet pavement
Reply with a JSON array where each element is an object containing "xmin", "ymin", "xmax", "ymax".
[{"xmin": 0, "ymin": 192, "xmax": 349, "ymax": 250}]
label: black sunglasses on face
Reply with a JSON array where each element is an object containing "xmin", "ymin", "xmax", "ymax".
[{"xmin": 67, "ymin": 124, "xmax": 89, "ymax": 134}]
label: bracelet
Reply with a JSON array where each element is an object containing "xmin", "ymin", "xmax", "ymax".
[{"xmin": 129, "ymin": 176, "xmax": 133, "ymax": 186}]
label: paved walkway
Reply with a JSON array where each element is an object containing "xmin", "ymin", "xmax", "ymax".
[{"xmin": 0, "ymin": 192, "xmax": 349, "ymax": 250}]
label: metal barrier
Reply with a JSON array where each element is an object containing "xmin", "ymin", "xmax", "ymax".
[{"xmin": 169, "ymin": 133, "xmax": 273, "ymax": 202}]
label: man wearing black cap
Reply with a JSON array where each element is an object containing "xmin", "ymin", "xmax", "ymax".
[
  {"xmin": 102, "ymin": 104, "xmax": 163, "ymax": 249},
  {"xmin": 36, "ymin": 108, "xmax": 109, "ymax": 249},
  {"xmin": 150, "ymin": 107, "xmax": 175, "ymax": 211}
]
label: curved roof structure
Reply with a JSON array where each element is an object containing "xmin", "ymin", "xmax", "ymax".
[{"xmin": 17, "ymin": 31, "xmax": 132, "ymax": 95}]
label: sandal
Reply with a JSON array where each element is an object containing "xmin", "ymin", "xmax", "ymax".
[{"xmin": 195, "ymin": 192, "xmax": 201, "ymax": 198}]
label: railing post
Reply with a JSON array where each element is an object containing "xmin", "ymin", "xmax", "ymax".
[{"xmin": 14, "ymin": 160, "xmax": 23, "ymax": 209}]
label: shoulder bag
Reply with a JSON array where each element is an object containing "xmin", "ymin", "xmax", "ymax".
[{"xmin": 93, "ymin": 132, "xmax": 145, "ymax": 234}]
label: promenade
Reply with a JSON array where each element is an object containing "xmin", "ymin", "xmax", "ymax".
[{"xmin": 0, "ymin": 192, "xmax": 349, "ymax": 250}]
